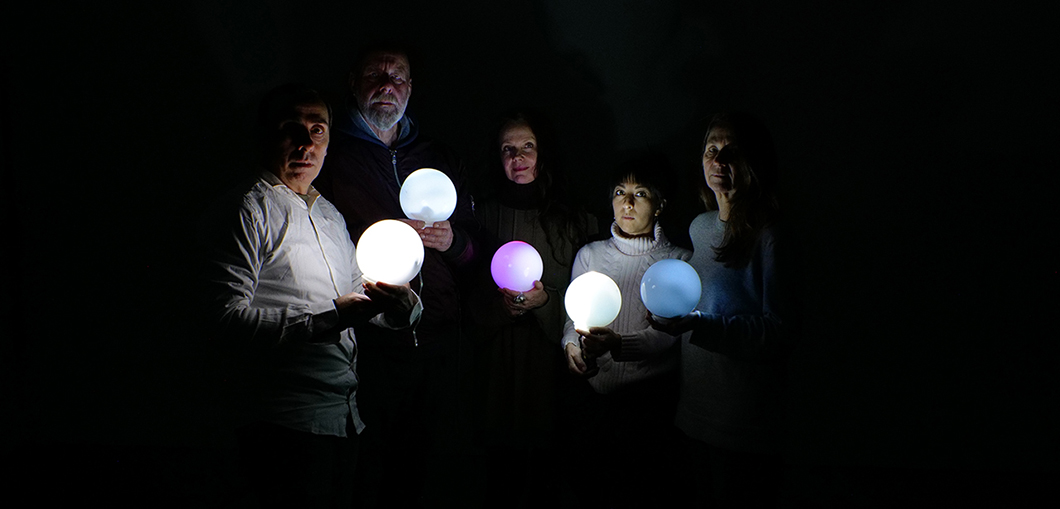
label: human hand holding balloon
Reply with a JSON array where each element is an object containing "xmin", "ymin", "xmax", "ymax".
[
  {"xmin": 577, "ymin": 326, "xmax": 621, "ymax": 357},
  {"xmin": 334, "ymin": 291, "xmax": 382, "ymax": 331},
  {"xmin": 646, "ymin": 310, "xmax": 699, "ymax": 336},
  {"xmin": 400, "ymin": 219, "xmax": 454, "ymax": 251},
  {"xmin": 363, "ymin": 281, "xmax": 417, "ymax": 317},
  {"xmin": 564, "ymin": 342, "xmax": 592, "ymax": 376},
  {"xmin": 499, "ymin": 281, "xmax": 548, "ymax": 317}
]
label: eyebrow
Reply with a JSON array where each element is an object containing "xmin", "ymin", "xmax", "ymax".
[{"xmin": 366, "ymin": 65, "xmax": 409, "ymax": 76}]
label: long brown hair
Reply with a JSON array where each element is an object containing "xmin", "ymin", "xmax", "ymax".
[
  {"xmin": 699, "ymin": 112, "xmax": 780, "ymax": 267},
  {"xmin": 491, "ymin": 110, "xmax": 590, "ymax": 265}
]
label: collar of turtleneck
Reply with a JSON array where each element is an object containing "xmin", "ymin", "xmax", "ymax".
[
  {"xmin": 498, "ymin": 179, "xmax": 541, "ymax": 210},
  {"xmin": 610, "ymin": 221, "xmax": 667, "ymax": 256}
]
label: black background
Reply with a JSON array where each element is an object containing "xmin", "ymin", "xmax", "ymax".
[{"xmin": 3, "ymin": 0, "xmax": 1056, "ymax": 505}]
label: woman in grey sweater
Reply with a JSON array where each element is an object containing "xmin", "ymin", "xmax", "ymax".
[{"xmin": 652, "ymin": 112, "xmax": 796, "ymax": 507}]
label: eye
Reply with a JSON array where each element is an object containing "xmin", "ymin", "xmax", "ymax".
[
  {"xmin": 614, "ymin": 189, "xmax": 625, "ymax": 196},
  {"xmin": 501, "ymin": 146, "xmax": 516, "ymax": 157},
  {"xmin": 390, "ymin": 74, "xmax": 405, "ymax": 85},
  {"xmin": 704, "ymin": 145, "xmax": 719, "ymax": 157},
  {"xmin": 635, "ymin": 191, "xmax": 648, "ymax": 198},
  {"xmin": 311, "ymin": 125, "xmax": 326, "ymax": 136},
  {"xmin": 524, "ymin": 142, "xmax": 535, "ymax": 150}
]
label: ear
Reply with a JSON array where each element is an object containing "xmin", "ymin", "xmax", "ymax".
[{"xmin": 655, "ymin": 199, "xmax": 667, "ymax": 216}]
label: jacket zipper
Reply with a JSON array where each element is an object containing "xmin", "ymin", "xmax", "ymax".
[{"xmin": 393, "ymin": 149, "xmax": 420, "ymax": 348}]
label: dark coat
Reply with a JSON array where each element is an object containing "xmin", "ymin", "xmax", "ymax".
[{"xmin": 315, "ymin": 112, "xmax": 480, "ymax": 348}]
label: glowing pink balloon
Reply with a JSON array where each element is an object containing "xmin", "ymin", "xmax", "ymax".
[{"xmin": 490, "ymin": 241, "xmax": 543, "ymax": 292}]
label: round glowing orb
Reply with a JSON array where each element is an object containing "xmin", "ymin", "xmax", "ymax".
[
  {"xmin": 399, "ymin": 168, "xmax": 457, "ymax": 226},
  {"xmin": 640, "ymin": 259, "xmax": 702, "ymax": 318},
  {"xmin": 564, "ymin": 271, "xmax": 622, "ymax": 331},
  {"xmin": 356, "ymin": 220, "xmax": 424, "ymax": 285},
  {"xmin": 490, "ymin": 241, "xmax": 543, "ymax": 292}
]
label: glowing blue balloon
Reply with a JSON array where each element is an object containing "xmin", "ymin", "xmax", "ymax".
[
  {"xmin": 491, "ymin": 241, "xmax": 543, "ymax": 292},
  {"xmin": 639, "ymin": 259, "xmax": 701, "ymax": 318},
  {"xmin": 399, "ymin": 168, "xmax": 457, "ymax": 226}
]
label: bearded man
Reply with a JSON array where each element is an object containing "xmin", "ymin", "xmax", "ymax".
[{"xmin": 314, "ymin": 44, "xmax": 479, "ymax": 508}]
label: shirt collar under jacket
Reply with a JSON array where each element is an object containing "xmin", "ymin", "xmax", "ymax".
[{"xmin": 609, "ymin": 221, "xmax": 668, "ymax": 256}]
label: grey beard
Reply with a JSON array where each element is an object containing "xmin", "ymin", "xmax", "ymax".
[{"xmin": 363, "ymin": 105, "xmax": 403, "ymax": 132}]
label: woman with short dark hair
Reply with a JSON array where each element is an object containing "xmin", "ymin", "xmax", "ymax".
[{"xmin": 561, "ymin": 155, "xmax": 691, "ymax": 509}]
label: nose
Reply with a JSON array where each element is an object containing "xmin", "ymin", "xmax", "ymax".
[
  {"xmin": 715, "ymin": 145, "xmax": 736, "ymax": 167},
  {"xmin": 623, "ymin": 194, "xmax": 635, "ymax": 208},
  {"xmin": 292, "ymin": 126, "xmax": 313, "ymax": 151}
]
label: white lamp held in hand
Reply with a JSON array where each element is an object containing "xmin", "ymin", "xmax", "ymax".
[
  {"xmin": 564, "ymin": 271, "xmax": 622, "ymax": 331},
  {"xmin": 356, "ymin": 220, "xmax": 425, "ymax": 285},
  {"xmin": 399, "ymin": 168, "xmax": 457, "ymax": 227}
]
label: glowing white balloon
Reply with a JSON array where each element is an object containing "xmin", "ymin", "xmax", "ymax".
[
  {"xmin": 564, "ymin": 271, "xmax": 622, "ymax": 331},
  {"xmin": 640, "ymin": 259, "xmax": 702, "ymax": 318},
  {"xmin": 356, "ymin": 220, "xmax": 424, "ymax": 285},
  {"xmin": 399, "ymin": 168, "xmax": 457, "ymax": 226}
]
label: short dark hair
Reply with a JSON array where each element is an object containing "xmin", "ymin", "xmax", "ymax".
[
  {"xmin": 256, "ymin": 83, "xmax": 330, "ymax": 147},
  {"xmin": 609, "ymin": 151, "xmax": 671, "ymax": 206}
]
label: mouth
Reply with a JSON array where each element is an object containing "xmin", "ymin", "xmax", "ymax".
[{"xmin": 372, "ymin": 96, "xmax": 398, "ymax": 107}]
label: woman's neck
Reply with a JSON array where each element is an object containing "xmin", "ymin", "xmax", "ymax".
[
  {"xmin": 614, "ymin": 225, "xmax": 656, "ymax": 241},
  {"xmin": 499, "ymin": 179, "xmax": 540, "ymax": 210},
  {"xmin": 715, "ymin": 191, "xmax": 734, "ymax": 221}
]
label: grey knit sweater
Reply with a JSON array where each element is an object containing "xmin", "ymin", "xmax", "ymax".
[{"xmin": 675, "ymin": 211, "xmax": 794, "ymax": 454}]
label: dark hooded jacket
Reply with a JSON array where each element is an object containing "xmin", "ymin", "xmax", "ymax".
[{"xmin": 315, "ymin": 107, "xmax": 478, "ymax": 348}]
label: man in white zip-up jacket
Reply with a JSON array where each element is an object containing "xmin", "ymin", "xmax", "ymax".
[{"xmin": 204, "ymin": 84, "xmax": 421, "ymax": 509}]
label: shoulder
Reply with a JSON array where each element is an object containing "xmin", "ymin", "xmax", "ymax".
[
  {"xmin": 200, "ymin": 175, "xmax": 275, "ymax": 244},
  {"xmin": 672, "ymin": 245, "xmax": 693, "ymax": 261},
  {"xmin": 574, "ymin": 238, "xmax": 612, "ymax": 260},
  {"xmin": 690, "ymin": 211, "xmax": 718, "ymax": 230},
  {"xmin": 229, "ymin": 176, "xmax": 275, "ymax": 218}
]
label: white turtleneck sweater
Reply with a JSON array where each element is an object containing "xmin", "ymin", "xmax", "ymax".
[{"xmin": 562, "ymin": 222, "xmax": 691, "ymax": 394}]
